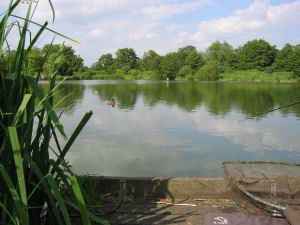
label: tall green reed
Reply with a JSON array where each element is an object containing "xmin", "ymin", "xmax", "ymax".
[{"xmin": 0, "ymin": 1, "xmax": 109, "ymax": 224}]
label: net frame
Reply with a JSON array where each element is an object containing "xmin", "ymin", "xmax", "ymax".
[{"xmin": 223, "ymin": 161, "xmax": 300, "ymax": 217}]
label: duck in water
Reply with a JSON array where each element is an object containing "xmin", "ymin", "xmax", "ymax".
[{"xmin": 106, "ymin": 98, "xmax": 116, "ymax": 107}]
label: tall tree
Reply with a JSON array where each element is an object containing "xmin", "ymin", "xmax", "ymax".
[
  {"xmin": 96, "ymin": 53, "xmax": 114, "ymax": 71},
  {"xmin": 42, "ymin": 44, "xmax": 84, "ymax": 76},
  {"xmin": 206, "ymin": 41, "xmax": 234, "ymax": 70},
  {"xmin": 237, "ymin": 39, "xmax": 277, "ymax": 70},
  {"xmin": 274, "ymin": 44, "xmax": 296, "ymax": 72},
  {"xmin": 141, "ymin": 50, "xmax": 161, "ymax": 72},
  {"xmin": 160, "ymin": 52, "xmax": 181, "ymax": 79},
  {"xmin": 184, "ymin": 51, "xmax": 205, "ymax": 71},
  {"xmin": 96, "ymin": 53, "xmax": 116, "ymax": 74},
  {"xmin": 115, "ymin": 48, "xmax": 139, "ymax": 73},
  {"xmin": 177, "ymin": 45, "xmax": 197, "ymax": 69},
  {"xmin": 291, "ymin": 45, "xmax": 300, "ymax": 77}
]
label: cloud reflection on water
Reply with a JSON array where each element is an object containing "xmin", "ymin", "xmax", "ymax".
[{"xmin": 51, "ymin": 81, "xmax": 300, "ymax": 177}]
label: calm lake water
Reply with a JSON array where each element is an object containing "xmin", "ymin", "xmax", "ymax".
[{"xmin": 41, "ymin": 80, "xmax": 300, "ymax": 177}]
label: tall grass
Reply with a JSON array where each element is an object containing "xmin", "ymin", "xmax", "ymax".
[
  {"xmin": 220, "ymin": 70, "xmax": 298, "ymax": 82},
  {"xmin": 0, "ymin": 1, "xmax": 109, "ymax": 224}
]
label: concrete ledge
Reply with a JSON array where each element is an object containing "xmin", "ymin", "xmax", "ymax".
[{"xmin": 90, "ymin": 176, "xmax": 232, "ymax": 200}]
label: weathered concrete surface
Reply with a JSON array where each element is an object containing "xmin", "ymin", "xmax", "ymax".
[
  {"xmin": 92, "ymin": 177, "xmax": 231, "ymax": 200},
  {"xmin": 71, "ymin": 198, "xmax": 283, "ymax": 225},
  {"xmin": 71, "ymin": 176, "xmax": 298, "ymax": 224}
]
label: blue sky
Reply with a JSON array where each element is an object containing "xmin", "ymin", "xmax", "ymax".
[{"xmin": 3, "ymin": 0, "xmax": 300, "ymax": 65}]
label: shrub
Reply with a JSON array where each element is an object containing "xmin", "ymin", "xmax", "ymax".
[
  {"xmin": 178, "ymin": 65, "xmax": 193, "ymax": 77},
  {"xmin": 195, "ymin": 60, "xmax": 221, "ymax": 81}
]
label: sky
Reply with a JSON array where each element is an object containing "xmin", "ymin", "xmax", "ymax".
[{"xmin": 3, "ymin": 0, "xmax": 300, "ymax": 66}]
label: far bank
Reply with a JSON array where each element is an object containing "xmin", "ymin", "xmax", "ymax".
[{"xmin": 53, "ymin": 69, "xmax": 300, "ymax": 83}]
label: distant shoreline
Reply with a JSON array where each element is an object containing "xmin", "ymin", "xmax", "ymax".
[{"xmin": 51, "ymin": 70, "xmax": 299, "ymax": 83}]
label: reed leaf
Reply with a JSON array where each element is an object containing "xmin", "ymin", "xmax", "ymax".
[
  {"xmin": 27, "ymin": 174, "xmax": 50, "ymax": 202},
  {"xmin": 25, "ymin": 75, "xmax": 67, "ymax": 138},
  {"xmin": 0, "ymin": 164, "xmax": 29, "ymax": 225},
  {"xmin": 65, "ymin": 201, "xmax": 110, "ymax": 225},
  {"xmin": 69, "ymin": 176, "xmax": 91, "ymax": 225},
  {"xmin": 13, "ymin": 93, "xmax": 31, "ymax": 126},
  {"xmin": 11, "ymin": 14, "xmax": 80, "ymax": 45},
  {"xmin": 7, "ymin": 127, "xmax": 27, "ymax": 209},
  {"xmin": 0, "ymin": 201, "xmax": 17, "ymax": 225},
  {"xmin": 48, "ymin": 0, "xmax": 55, "ymax": 23},
  {"xmin": 24, "ymin": 21, "xmax": 48, "ymax": 58},
  {"xmin": 47, "ymin": 176, "xmax": 72, "ymax": 225},
  {"xmin": 25, "ymin": 157, "xmax": 65, "ymax": 225}
]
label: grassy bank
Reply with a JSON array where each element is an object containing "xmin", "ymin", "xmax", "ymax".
[
  {"xmin": 56, "ymin": 70, "xmax": 161, "ymax": 81},
  {"xmin": 55, "ymin": 69, "xmax": 300, "ymax": 83},
  {"xmin": 219, "ymin": 70, "xmax": 299, "ymax": 83}
]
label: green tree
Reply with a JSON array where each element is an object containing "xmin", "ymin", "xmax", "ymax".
[
  {"xmin": 141, "ymin": 50, "xmax": 162, "ymax": 72},
  {"xmin": 178, "ymin": 65, "xmax": 193, "ymax": 77},
  {"xmin": 274, "ymin": 44, "xmax": 294, "ymax": 72},
  {"xmin": 42, "ymin": 44, "xmax": 84, "ymax": 76},
  {"xmin": 177, "ymin": 45, "xmax": 197, "ymax": 69},
  {"xmin": 115, "ymin": 48, "xmax": 139, "ymax": 73},
  {"xmin": 160, "ymin": 52, "xmax": 181, "ymax": 79},
  {"xmin": 206, "ymin": 41, "xmax": 234, "ymax": 71},
  {"xmin": 185, "ymin": 51, "xmax": 205, "ymax": 71},
  {"xmin": 237, "ymin": 39, "xmax": 277, "ymax": 70},
  {"xmin": 292, "ymin": 45, "xmax": 300, "ymax": 77},
  {"xmin": 195, "ymin": 60, "xmax": 221, "ymax": 81},
  {"xmin": 95, "ymin": 53, "xmax": 114, "ymax": 71}
]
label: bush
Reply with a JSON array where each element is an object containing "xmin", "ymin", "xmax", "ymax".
[
  {"xmin": 178, "ymin": 65, "xmax": 193, "ymax": 77},
  {"xmin": 195, "ymin": 60, "xmax": 221, "ymax": 81},
  {"xmin": 264, "ymin": 66, "xmax": 275, "ymax": 74},
  {"xmin": 128, "ymin": 69, "xmax": 140, "ymax": 77}
]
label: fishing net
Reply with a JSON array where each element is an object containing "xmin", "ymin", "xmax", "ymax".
[{"xmin": 223, "ymin": 162, "xmax": 300, "ymax": 217}]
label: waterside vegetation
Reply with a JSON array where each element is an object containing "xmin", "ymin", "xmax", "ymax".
[{"xmin": 0, "ymin": 1, "xmax": 108, "ymax": 225}]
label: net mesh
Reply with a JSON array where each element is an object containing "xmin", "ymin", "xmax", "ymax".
[{"xmin": 223, "ymin": 162, "xmax": 300, "ymax": 217}]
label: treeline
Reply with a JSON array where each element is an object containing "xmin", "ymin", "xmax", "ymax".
[
  {"xmin": 1, "ymin": 39, "xmax": 300, "ymax": 80},
  {"xmin": 90, "ymin": 40, "xmax": 300, "ymax": 80}
]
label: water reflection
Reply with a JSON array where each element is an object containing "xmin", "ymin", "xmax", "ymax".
[
  {"xmin": 42, "ymin": 80, "xmax": 300, "ymax": 177},
  {"xmin": 89, "ymin": 81, "xmax": 300, "ymax": 117}
]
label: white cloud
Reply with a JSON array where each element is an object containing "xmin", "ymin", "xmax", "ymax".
[
  {"xmin": 141, "ymin": 1, "xmax": 210, "ymax": 20},
  {"xmin": 191, "ymin": 0, "xmax": 300, "ymax": 48},
  {"xmin": 87, "ymin": 28, "xmax": 109, "ymax": 39}
]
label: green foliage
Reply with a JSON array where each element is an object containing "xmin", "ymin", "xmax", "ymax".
[
  {"xmin": 274, "ymin": 44, "xmax": 295, "ymax": 72},
  {"xmin": 0, "ymin": 1, "xmax": 108, "ymax": 225},
  {"xmin": 195, "ymin": 60, "xmax": 221, "ymax": 81},
  {"xmin": 237, "ymin": 39, "xmax": 277, "ymax": 70},
  {"xmin": 206, "ymin": 41, "xmax": 234, "ymax": 70},
  {"xmin": 184, "ymin": 51, "xmax": 205, "ymax": 71},
  {"xmin": 178, "ymin": 65, "xmax": 193, "ymax": 77},
  {"xmin": 292, "ymin": 45, "xmax": 300, "ymax": 77},
  {"xmin": 95, "ymin": 53, "xmax": 115, "ymax": 72},
  {"xmin": 160, "ymin": 52, "xmax": 181, "ymax": 79},
  {"xmin": 42, "ymin": 44, "xmax": 84, "ymax": 77},
  {"xmin": 25, "ymin": 47, "xmax": 43, "ymax": 75},
  {"xmin": 141, "ymin": 50, "xmax": 162, "ymax": 72},
  {"xmin": 221, "ymin": 70, "xmax": 295, "ymax": 82},
  {"xmin": 176, "ymin": 45, "xmax": 197, "ymax": 70},
  {"xmin": 115, "ymin": 48, "xmax": 139, "ymax": 72}
]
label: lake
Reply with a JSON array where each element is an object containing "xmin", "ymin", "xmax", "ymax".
[{"xmin": 41, "ymin": 80, "xmax": 300, "ymax": 177}]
